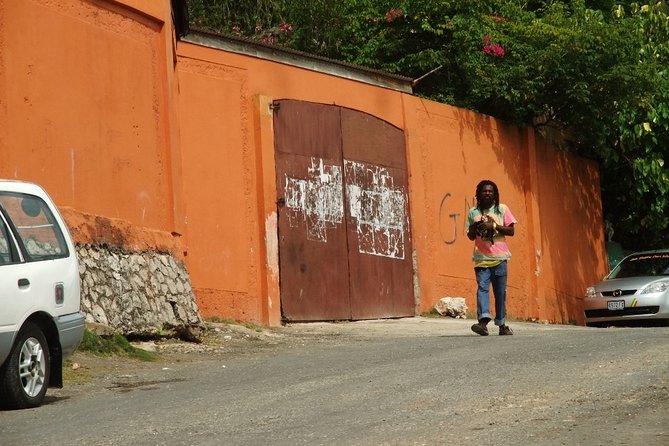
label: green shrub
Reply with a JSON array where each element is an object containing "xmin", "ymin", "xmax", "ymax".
[{"xmin": 78, "ymin": 329, "xmax": 158, "ymax": 361}]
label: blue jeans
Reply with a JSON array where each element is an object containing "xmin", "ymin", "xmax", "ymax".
[{"xmin": 475, "ymin": 261, "xmax": 508, "ymax": 326}]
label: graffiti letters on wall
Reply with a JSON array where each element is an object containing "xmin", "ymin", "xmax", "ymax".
[
  {"xmin": 439, "ymin": 192, "xmax": 474, "ymax": 245},
  {"xmin": 283, "ymin": 157, "xmax": 407, "ymax": 259}
]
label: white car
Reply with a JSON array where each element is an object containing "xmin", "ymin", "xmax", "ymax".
[
  {"xmin": 584, "ymin": 249, "xmax": 669, "ymax": 327},
  {"xmin": 0, "ymin": 180, "xmax": 85, "ymax": 409}
]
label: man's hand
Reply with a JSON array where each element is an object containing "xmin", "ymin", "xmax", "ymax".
[
  {"xmin": 469, "ymin": 221, "xmax": 482, "ymax": 233},
  {"xmin": 480, "ymin": 215, "xmax": 495, "ymax": 230}
]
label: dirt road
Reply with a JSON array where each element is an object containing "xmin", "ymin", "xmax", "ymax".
[{"xmin": 1, "ymin": 317, "xmax": 667, "ymax": 446}]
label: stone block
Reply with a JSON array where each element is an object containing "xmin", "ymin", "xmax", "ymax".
[{"xmin": 435, "ymin": 297, "xmax": 467, "ymax": 319}]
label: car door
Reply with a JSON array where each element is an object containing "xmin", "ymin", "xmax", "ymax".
[{"xmin": 0, "ymin": 208, "xmax": 27, "ymax": 336}]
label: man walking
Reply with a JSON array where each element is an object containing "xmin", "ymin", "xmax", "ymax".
[{"xmin": 466, "ymin": 180, "xmax": 517, "ymax": 336}]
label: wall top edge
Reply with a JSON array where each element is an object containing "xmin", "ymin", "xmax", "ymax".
[{"xmin": 181, "ymin": 29, "xmax": 415, "ymax": 94}]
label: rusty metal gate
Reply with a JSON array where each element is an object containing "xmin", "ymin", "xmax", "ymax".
[{"xmin": 273, "ymin": 100, "xmax": 414, "ymax": 321}]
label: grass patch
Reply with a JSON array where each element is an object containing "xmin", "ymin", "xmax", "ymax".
[
  {"xmin": 420, "ymin": 310, "xmax": 443, "ymax": 318},
  {"xmin": 205, "ymin": 315, "xmax": 236, "ymax": 324},
  {"xmin": 62, "ymin": 359, "xmax": 94, "ymax": 385},
  {"xmin": 78, "ymin": 329, "xmax": 158, "ymax": 361}
]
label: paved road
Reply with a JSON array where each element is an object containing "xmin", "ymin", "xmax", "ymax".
[{"xmin": 1, "ymin": 318, "xmax": 668, "ymax": 445}]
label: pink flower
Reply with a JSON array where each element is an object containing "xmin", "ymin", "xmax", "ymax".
[
  {"xmin": 385, "ymin": 7, "xmax": 404, "ymax": 23},
  {"xmin": 483, "ymin": 43, "xmax": 506, "ymax": 57},
  {"xmin": 483, "ymin": 36, "xmax": 505, "ymax": 58},
  {"xmin": 279, "ymin": 22, "xmax": 293, "ymax": 34}
]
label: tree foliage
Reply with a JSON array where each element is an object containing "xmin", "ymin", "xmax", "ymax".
[{"xmin": 187, "ymin": 0, "xmax": 669, "ymax": 251}]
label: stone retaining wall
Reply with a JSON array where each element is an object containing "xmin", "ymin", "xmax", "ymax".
[{"xmin": 77, "ymin": 244, "xmax": 203, "ymax": 337}]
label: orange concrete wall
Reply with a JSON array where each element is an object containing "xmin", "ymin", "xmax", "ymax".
[
  {"xmin": 0, "ymin": 0, "xmax": 183, "ymax": 252},
  {"xmin": 176, "ymin": 53, "xmax": 265, "ymax": 321},
  {"xmin": 403, "ymin": 100, "xmax": 533, "ymax": 318},
  {"xmin": 176, "ymin": 41, "xmax": 608, "ymax": 325},
  {"xmin": 403, "ymin": 100, "xmax": 608, "ymax": 324},
  {"xmin": 533, "ymin": 136, "xmax": 608, "ymax": 323}
]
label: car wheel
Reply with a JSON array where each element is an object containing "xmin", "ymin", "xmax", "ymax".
[{"xmin": 0, "ymin": 322, "xmax": 50, "ymax": 409}]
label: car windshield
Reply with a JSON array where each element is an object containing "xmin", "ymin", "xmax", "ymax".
[{"xmin": 609, "ymin": 252, "xmax": 669, "ymax": 279}]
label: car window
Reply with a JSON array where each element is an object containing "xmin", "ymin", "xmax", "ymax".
[
  {"xmin": 0, "ymin": 192, "xmax": 69, "ymax": 261},
  {"xmin": 610, "ymin": 252, "xmax": 669, "ymax": 278}
]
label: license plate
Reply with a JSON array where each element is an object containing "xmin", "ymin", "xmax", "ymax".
[{"xmin": 607, "ymin": 300, "xmax": 625, "ymax": 311}]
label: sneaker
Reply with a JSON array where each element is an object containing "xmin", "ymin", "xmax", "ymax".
[
  {"xmin": 499, "ymin": 325, "xmax": 514, "ymax": 336},
  {"xmin": 471, "ymin": 322, "xmax": 489, "ymax": 336}
]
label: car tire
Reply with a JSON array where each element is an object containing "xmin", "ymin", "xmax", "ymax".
[{"xmin": 0, "ymin": 322, "xmax": 50, "ymax": 410}]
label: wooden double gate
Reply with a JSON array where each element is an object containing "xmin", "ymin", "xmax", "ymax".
[{"xmin": 273, "ymin": 100, "xmax": 414, "ymax": 321}]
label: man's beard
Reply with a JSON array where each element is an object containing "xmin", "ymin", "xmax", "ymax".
[{"xmin": 479, "ymin": 197, "xmax": 493, "ymax": 209}]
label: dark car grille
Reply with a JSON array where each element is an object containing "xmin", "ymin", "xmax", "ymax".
[
  {"xmin": 585, "ymin": 306, "xmax": 660, "ymax": 318},
  {"xmin": 601, "ymin": 290, "xmax": 637, "ymax": 297}
]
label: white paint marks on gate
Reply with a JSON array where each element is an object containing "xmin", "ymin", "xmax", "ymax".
[
  {"xmin": 344, "ymin": 160, "xmax": 406, "ymax": 259},
  {"xmin": 284, "ymin": 157, "xmax": 343, "ymax": 242},
  {"xmin": 283, "ymin": 157, "xmax": 407, "ymax": 257}
]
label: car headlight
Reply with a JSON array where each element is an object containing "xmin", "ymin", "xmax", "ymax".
[
  {"xmin": 586, "ymin": 287, "xmax": 597, "ymax": 299},
  {"xmin": 641, "ymin": 280, "xmax": 669, "ymax": 294}
]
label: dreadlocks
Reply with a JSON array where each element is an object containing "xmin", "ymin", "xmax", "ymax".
[{"xmin": 475, "ymin": 180, "xmax": 500, "ymax": 212}]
